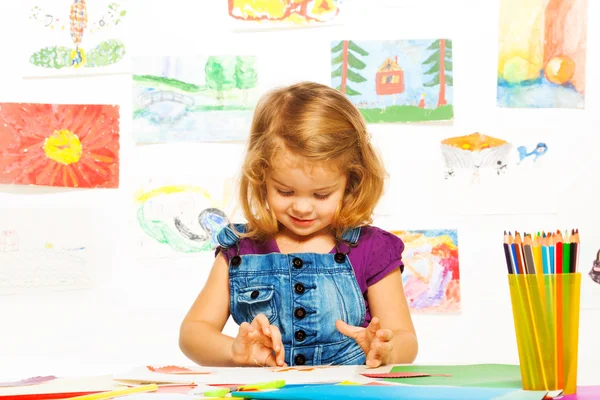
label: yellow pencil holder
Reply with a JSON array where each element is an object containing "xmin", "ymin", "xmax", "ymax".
[{"xmin": 507, "ymin": 273, "xmax": 581, "ymax": 395}]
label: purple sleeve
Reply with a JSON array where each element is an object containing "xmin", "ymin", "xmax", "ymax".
[
  {"xmin": 365, "ymin": 228, "xmax": 405, "ymax": 287},
  {"xmin": 214, "ymin": 246, "xmax": 230, "ymax": 263}
]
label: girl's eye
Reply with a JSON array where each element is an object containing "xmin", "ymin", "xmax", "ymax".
[
  {"xmin": 277, "ymin": 189, "xmax": 294, "ymax": 197},
  {"xmin": 314, "ymin": 193, "xmax": 331, "ymax": 200}
]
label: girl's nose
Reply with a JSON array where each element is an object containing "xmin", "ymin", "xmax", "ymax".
[{"xmin": 292, "ymin": 198, "xmax": 313, "ymax": 214}]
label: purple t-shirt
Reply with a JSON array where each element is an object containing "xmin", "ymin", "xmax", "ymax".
[{"xmin": 216, "ymin": 225, "xmax": 405, "ymax": 326}]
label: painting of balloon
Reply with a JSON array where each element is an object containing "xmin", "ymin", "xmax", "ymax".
[
  {"xmin": 497, "ymin": 0, "xmax": 588, "ymax": 108},
  {"xmin": 24, "ymin": 0, "xmax": 128, "ymax": 77}
]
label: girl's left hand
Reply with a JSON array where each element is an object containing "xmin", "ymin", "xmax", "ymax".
[{"xmin": 335, "ymin": 316, "xmax": 393, "ymax": 368}]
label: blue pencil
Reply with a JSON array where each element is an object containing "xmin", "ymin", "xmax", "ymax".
[
  {"xmin": 510, "ymin": 240, "xmax": 520, "ymax": 274},
  {"xmin": 549, "ymin": 233, "xmax": 555, "ymax": 274}
]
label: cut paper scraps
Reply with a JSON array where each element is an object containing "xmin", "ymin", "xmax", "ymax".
[
  {"xmin": 228, "ymin": 0, "xmax": 341, "ymax": 27},
  {"xmin": 132, "ymin": 55, "xmax": 259, "ymax": 142},
  {"xmin": 331, "ymin": 39, "xmax": 453, "ymax": 123},
  {"xmin": 0, "ymin": 376, "xmax": 57, "ymax": 387},
  {"xmin": 0, "ymin": 103, "xmax": 120, "ymax": 188},
  {"xmin": 497, "ymin": 0, "xmax": 588, "ymax": 108},
  {"xmin": 146, "ymin": 366, "xmax": 211, "ymax": 375},
  {"xmin": 440, "ymin": 132, "xmax": 548, "ymax": 184},
  {"xmin": 134, "ymin": 178, "xmax": 234, "ymax": 257},
  {"xmin": 25, "ymin": 0, "xmax": 128, "ymax": 76},
  {"xmin": 361, "ymin": 372, "xmax": 451, "ymax": 379},
  {"xmin": 390, "ymin": 229, "xmax": 460, "ymax": 313},
  {"xmin": 271, "ymin": 365, "xmax": 335, "ymax": 372}
]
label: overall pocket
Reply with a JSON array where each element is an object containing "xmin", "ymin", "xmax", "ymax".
[{"xmin": 235, "ymin": 285, "xmax": 278, "ymax": 325}]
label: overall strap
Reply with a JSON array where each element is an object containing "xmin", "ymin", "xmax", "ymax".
[
  {"xmin": 216, "ymin": 223, "xmax": 247, "ymax": 249},
  {"xmin": 340, "ymin": 226, "xmax": 362, "ymax": 246}
]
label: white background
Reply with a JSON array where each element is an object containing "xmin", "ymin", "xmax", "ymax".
[{"xmin": 0, "ymin": 0, "xmax": 599, "ymax": 385}]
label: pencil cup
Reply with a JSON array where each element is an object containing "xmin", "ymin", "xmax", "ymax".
[{"xmin": 507, "ymin": 273, "xmax": 581, "ymax": 395}]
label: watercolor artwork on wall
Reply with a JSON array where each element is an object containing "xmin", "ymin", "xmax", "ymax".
[
  {"xmin": 331, "ymin": 40, "xmax": 453, "ymax": 123},
  {"xmin": 440, "ymin": 132, "xmax": 549, "ymax": 184},
  {"xmin": 134, "ymin": 177, "xmax": 235, "ymax": 258},
  {"xmin": 0, "ymin": 103, "xmax": 120, "ymax": 189},
  {"xmin": 228, "ymin": 0, "xmax": 341, "ymax": 29},
  {"xmin": 497, "ymin": 0, "xmax": 588, "ymax": 108},
  {"xmin": 24, "ymin": 0, "xmax": 128, "ymax": 77},
  {"xmin": 390, "ymin": 229, "xmax": 460, "ymax": 313},
  {"xmin": 0, "ymin": 208, "xmax": 94, "ymax": 295},
  {"xmin": 132, "ymin": 56, "xmax": 259, "ymax": 143}
]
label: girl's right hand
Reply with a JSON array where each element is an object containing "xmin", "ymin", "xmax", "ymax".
[{"xmin": 230, "ymin": 314, "xmax": 286, "ymax": 367}]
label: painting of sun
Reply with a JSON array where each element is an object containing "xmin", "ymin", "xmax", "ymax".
[{"xmin": 0, "ymin": 103, "xmax": 120, "ymax": 188}]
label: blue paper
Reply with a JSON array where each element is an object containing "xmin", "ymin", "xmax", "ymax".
[{"xmin": 230, "ymin": 384, "xmax": 545, "ymax": 400}]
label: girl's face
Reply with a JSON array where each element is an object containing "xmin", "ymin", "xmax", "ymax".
[{"xmin": 266, "ymin": 150, "xmax": 347, "ymax": 239}]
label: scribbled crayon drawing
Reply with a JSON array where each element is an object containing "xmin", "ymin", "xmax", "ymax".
[
  {"xmin": 228, "ymin": 0, "xmax": 340, "ymax": 26},
  {"xmin": 590, "ymin": 250, "xmax": 600, "ymax": 285},
  {"xmin": 441, "ymin": 133, "xmax": 512, "ymax": 183},
  {"xmin": 25, "ymin": 0, "xmax": 127, "ymax": 76},
  {"xmin": 517, "ymin": 142, "xmax": 548, "ymax": 164},
  {"xmin": 497, "ymin": 0, "xmax": 588, "ymax": 108},
  {"xmin": 0, "ymin": 210, "xmax": 93, "ymax": 295},
  {"xmin": 0, "ymin": 103, "xmax": 120, "ymax": 189},
  {"xmin": 0, "ymin": 231, "xmax": 19, "ymax": 253},
  {"xmin": 331, "ymin": 40, "xmax": 453, "ymax": 123},
  {"xmin": 134, "ymin": 180, "xmax": 234, "ymax": 257},
  {"xmin": 132, "ymin": 56, "xmax": 259, "ymax": 143},
  {"xmin": 390, "ymin": 229, "xmax": 460, "ymax": 313}
]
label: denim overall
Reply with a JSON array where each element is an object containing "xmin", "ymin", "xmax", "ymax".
[{"xmin": 217, "ymin": 224, "xmax": 367, "ymax": 366}]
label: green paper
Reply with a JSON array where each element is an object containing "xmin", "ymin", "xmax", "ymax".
[{"xmin": 386, "ymin": 364, "xmax": 523, "ymax": 388}]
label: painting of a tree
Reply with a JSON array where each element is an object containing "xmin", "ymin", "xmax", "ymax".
[
  {"xmin": 331, "ymin": 40, "xmax": 369, "ymax": 96},
  {"xmin": 205, "ymin": 56, "xmax": 235, "ymax": 104},
  {"xmin": 235, "ymin": 56, "xmax": 258, "ymax": 106},
  {"xmin": 423, "ymin": 39, "xmax": 453, "ymax": 107}
]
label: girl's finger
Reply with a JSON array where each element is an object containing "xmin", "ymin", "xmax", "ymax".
[
  {"xmin": 366, "ymin": 349, "xmax": 383, "ymax": 368},
  {"xmin": 376, "ymin": 328, "xmax": 393, "ymax": 341},
  {"xmin": 268, "ymin": 325, "xmax": 285, "ymax": 366},
  {"xmin": 367, "ymin": 317, "xmax": 380, "ymax": 335},
  {"xmin": 252, "ymin": 313, "xmax": 272, "ymax": 335},
  {"xmin": 238, "ymin": 322, "xmax": 254, "ymax": 340}
]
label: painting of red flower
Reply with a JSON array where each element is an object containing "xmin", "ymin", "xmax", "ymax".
[{"xmin": 0, "ymin": 103, "xmax": 120, "ymax": 188}]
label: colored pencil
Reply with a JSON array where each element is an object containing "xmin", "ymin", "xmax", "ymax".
[
  {"xmin": 503, "ymin": 231, "xmax": 513, "ymax": 274},
  {"xmin": 523, "ymin": 234, "xmax": 536, "ymax": 274},
  {"xmin": 555, "ymin": 231, "xmax": 563, "ymax": 274}
]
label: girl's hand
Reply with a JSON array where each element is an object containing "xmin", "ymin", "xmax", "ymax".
[
  {"xmin": 230, "ymin": 314, "xmax": 286, "ymax": 367},
  {"xmin": 335, "ymin": 316, "xmax": 393, "ymax": 368}
]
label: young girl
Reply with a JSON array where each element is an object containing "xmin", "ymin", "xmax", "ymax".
[{"xmin": 179, "ymin": 81, "xmax": 417, "ymax": 368}]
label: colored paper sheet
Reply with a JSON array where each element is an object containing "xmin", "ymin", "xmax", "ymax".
[
  {"xmin": 560, "ymin": 386, "xmax": 600, "ymax": 399},
  {"xmin": 361, "ymin": 372, "xmax": 450, "ymax": 378},
  {"xmin": 0, "ymin": 376, "xmax": 56, "ymax": 387},
  {"xmin": 230, "ymin": 384, "xmax": 542, "ymax": 400},
  {"xmin": 385, "ymin": 364, "xmax": 523, "ymax": 388},
  {"xmin": 146, "ymin": 366, "xmax": 211, "ymax": 375}
]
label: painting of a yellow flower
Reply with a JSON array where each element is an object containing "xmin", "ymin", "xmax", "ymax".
[{"xmin": 0, "ymin": 103, "xmax": 120, "ymax": 188}]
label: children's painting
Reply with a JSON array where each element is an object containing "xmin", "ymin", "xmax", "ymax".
[
  {"xmin": 390, "ymin": 229, "xmax": 460, "ymax": 313},
  {"xmin": 497, "ymin": 0, "xmax": 588, "ymax": 108},
  {"xmin": 0, "ymin": 103, "xmax": 120, "ymax": 189},
  {"xmin": 134, "ymin": 177, "xmax": 236, "ymax": 258},
  {"xmin": 132, "ymin": 56, "xmax": 259, "ymax": 143},
  {"xmin": 331, "ymin": 40, "xmax": 453, "ymax": 123},
  {"xmin": 440, "ymin": 132, "xmax": 548, "ymax": 184},
  {"xmin": 0, "ymin": 208, "xmax": 94, "ymax": 295},
  {"xmin": 24, "ymin": 0, "xmax": 128, "ymax": 77},
  {"xmin": 228, "ymin": 0, "xmax": 341, "ymax": 28}
]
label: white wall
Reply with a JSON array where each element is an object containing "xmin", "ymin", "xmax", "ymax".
[{"xmin": 1, "ymin": 0, "xmax": 599, "ymax": 385}]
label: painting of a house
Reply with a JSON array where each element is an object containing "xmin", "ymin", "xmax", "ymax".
[{"xmin": 331, "ymin": 40, "xmax": 453, "ymax": 123}]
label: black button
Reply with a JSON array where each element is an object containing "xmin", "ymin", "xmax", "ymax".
[
  {"xmin": 294, "ymin": 354, "xmax": 306, "ymax": 365},
  {"xmin": 292, "ymin": 257, "xmax": 303, "ymax": 268},
  {"xmin": 250, "ymin": 290, "xmax": 259, "ymax": 299},
  {"xmin": 334, "ymin": 252, "xmax": 346, "ymax": 263},
  {"xmin": 294, "ymin": 283, "xmax": 305, "ymax": 295},
  {"xmin": 294, "ymin": 307, "xmax": 306, "ymax": 319},
  {"xmin": 231, "ymin": 256, "xmax": 241, "ymax": 267},
  {"xmin": 295, "ymin": 330, "xmax": 306, "ymax": 341}
]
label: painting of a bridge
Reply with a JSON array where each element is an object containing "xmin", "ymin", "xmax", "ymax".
[
  {"xmin": 132, "ymin": 56, "xmax": 259, "ymax": 143},
  {"xmin": 331, "ymin": 40, "xmax": 454, "ymax": 123}
]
